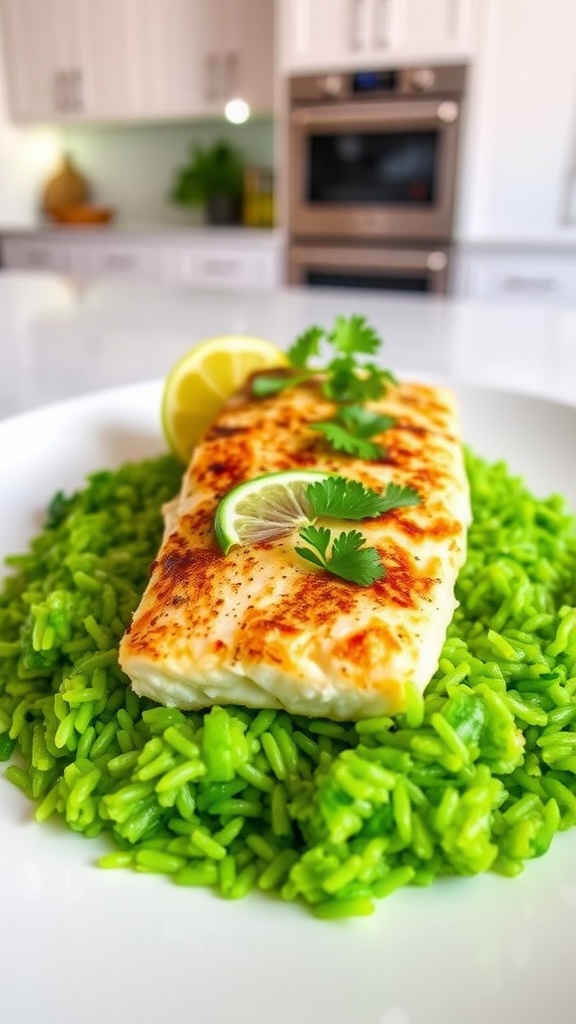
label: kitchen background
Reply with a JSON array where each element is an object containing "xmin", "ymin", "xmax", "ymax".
[{"xmin": 0, "ymin": 0, "xmax": 575, "ymax": 303}]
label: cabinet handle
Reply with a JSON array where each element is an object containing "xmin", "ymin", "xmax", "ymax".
[
  {"xmin": 201, "ymin": 258, "xmax": 240, "ymax": 276},
  {"xmin": 501, "ymin": 276, "xmax": 559, "ymax": 293},
  {"xmin": 104, "ymin": 253, "xmax": 139, "ymax": 271},
  {"xmin": 561, "ymin": 172, "xmax": 576, "ymax": 226},
  {"xmin": 373, "ymin": 0, "xmax": 392, "ymax": 48},
  {"xmin": 70, "ymin": 68, "xmax": 83, "ymax": 113},
  {"xmin": 350, "ymin": 0, "xmax": 370, "ymax": 50},
  {"xmin": 224, "ymin": 51, "xmax": 239, "ymax": 99},
  {"xmin": 204, "ymin": 53, "xmax": 218, "ymax": 102},
  {"xmin": 54, "ymin": 71, "xmax": 68, "ymax": 112},
  {"xmin": 25, "ymin": 249, "xmax": 51, "ymax": 267}
]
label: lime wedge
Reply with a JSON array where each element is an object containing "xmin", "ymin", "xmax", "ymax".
[{"xmin": 214, "ymin": 470, "xmax": 332, "ymax": 554}]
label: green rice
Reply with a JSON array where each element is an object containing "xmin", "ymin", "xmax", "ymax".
[{"xmin": 1, "ymin": 449, "xmax": 576, "ymax": 918}]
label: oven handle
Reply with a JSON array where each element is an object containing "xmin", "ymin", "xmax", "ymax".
[
  {"xmin": 290, "ymin": 245, "xmax": 448, "ymax": 274},
  {"xmin": 291, "ymin": 99, "xmax": 459, "ymax": 128}
]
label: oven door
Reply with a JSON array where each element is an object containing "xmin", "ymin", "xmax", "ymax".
[
  {"xmin": 288, "ymin": 98, "xmax": 461, "ymax": 242},
  {"xmin": 288, "ymin": 244, "xmax": 449, "ymax": 295}
]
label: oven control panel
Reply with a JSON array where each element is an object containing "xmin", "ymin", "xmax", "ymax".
[{"xmin": 290, "ymin": 64, "xmax": 466, "ymax": 104}]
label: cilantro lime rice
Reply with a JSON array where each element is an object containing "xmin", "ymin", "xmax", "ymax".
[{"xmin": 0, "ymin": 449, "xmax": 575, "ymax": 919}]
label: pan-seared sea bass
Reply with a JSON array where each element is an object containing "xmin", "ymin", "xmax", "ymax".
[{"xmin": 119, "ymin": 379, "xmax": 471, "ymax": 720}]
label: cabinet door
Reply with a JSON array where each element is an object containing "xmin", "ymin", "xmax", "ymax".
[
  {"xmin": 51, "ymin": 0, "xmax": 85, "ymax": 117},
  {"xmin": 0, "ymin": 0, "xmax": 140, "ymax": 121},
  {"xmin": 137, "ymin": 0, "xmax": 208, "ymax": 118},
  {"xmin": 171, "ymin": 244, "xmax": 282, "ymax": 290},
  {"xmin": 457, "ymin": 0, "xmax": 576, "ymax": 243},
  {"xmin": 75, "ymin": 0, "xmax": 141, "ymax": 119},
  {"xmin": 454, "ymin": 251, "xmax": 576, "ymax": 306},
  {"xmin": 198, "ymin": 0, "xmax": 275, "ymax": 116},
  {"xmin": 1, "ymin": 237, "xmax": 72, "ymax": 273},
  {"xmin": 390, "ymin": 0, "xmax": 476, "ymax": 62},
  {"xmin": 279, "ymin": 0, "xmax": 476, "ymax": 71},
  {"xmin": 81, "ymin": 242, "xmax": 162, "ymax": 281},
  {"xmin": 0, "ymin": 0, "xmax": 59, "ymax": 119},
  {"xmin": 279, "ymin": 0, "xmax": 355, "ymax": 72},
  {"xmin": 226, "ymin": 0, "xmax": 275, "ymax": 114}
]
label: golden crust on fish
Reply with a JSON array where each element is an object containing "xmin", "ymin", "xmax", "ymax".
[{"xmin": 119, "ymin": 379, "xmax": 471, "ymax": 720}]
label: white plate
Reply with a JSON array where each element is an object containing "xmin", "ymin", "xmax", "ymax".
[{"xmin": 1, "ymin": 381, "xmax": 576, "ymax": 1024}]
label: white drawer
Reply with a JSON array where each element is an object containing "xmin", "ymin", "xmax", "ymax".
[
  {"xmin": 172, "ymin": 247, "xmax": 281, "ymax": 290},
  {"xmin": 81, "ymin": 244, "xmax": 161, "ymax": 280},
  {"xmin": 1, "ymin": 238, "xmax": 72, "ymax": 274},
  {"xmin": 457, "ymin": 252, "xmax": 576, "ymax": 305}
]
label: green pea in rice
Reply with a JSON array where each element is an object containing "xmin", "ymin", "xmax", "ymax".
[{"xmin": 0, "ymin": 449, "xmax": 575, "ymax": 919}]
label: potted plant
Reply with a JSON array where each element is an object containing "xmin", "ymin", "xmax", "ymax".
[{"xmin": 169, "ymin": 140, "xmax": 245, "ymax": 225}]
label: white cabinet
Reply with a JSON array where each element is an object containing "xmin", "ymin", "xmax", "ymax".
[
  {"xmin": 452, "ymin": 248, "xmax": 576, "ymax": 306},
  {"xmin": 0, "ymin": 0, "xmax": 275, "ymax": 123},
  {"xmin": 1, "ymin": 236, "xmax": 73, "ymax": 273},
  {"xmin": 80, "ymin": 243, "xmax": 163, "ymax": 281},
  {"xmin": 455, "ymin": 0, "xmax": 576, "ymax": 245},
  {"xmin": 137, "ymin": 0, "xmax": 274, "ymax": 119},
  {"xmin": 167, "ymin": 241, "xmax": 283, "ymax": 290},
  {"xmin": 0, "ymin": 231, "xmax": 285, "ymax": 291},
  {"xmin": 222, "ymin": 0, "xmax": 275, "ymax": 116},
  {"xmin": 0, "ymin": 0, "xmax": 59, "ymax": 120},
  {"xmin": 279, "ymin": 0, "xmax": 477, "ymax": 73},
  {"xmin": 0, "ymin": 0, "xmax": 140, "ymax": 121},
  {"xmin": 136, "ymin": 0, "xmax": 206, "ymax": 119},
  {"xmin": 74, "ymin": 0, "xmax": 142, "ymax": 119}
]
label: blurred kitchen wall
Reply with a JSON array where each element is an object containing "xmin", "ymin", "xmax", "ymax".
[{"xmin": 57, "ymin": 119, "xmax": 275, "ymax": 225}]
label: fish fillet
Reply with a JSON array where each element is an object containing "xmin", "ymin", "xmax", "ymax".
[{"xmin": 119, "ymin": 378, "xmax": 471, "ymax": 720}]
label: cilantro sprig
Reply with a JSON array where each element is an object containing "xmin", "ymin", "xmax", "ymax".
[
  {"xmin": 292, "ymin": 475, "xmax": 421, "ymax": 586},
  {"xmin": 295, "ymin": 526, "xmax": 385, "ymax": 587},
  {"xmin": 311, "ymin": 404, "xmax": 396, "ymax": 460},
  {"xmin": 251, "ymin": 316, "xmax": 398, "ymax": 461},
  {"xmin": 305, "ymin": 477, "xmax": 421, "ymax": 522}
]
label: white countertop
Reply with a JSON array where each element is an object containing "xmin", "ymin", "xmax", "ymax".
[
  {"xmin": 1, "ymin": 271, "xmax": 575, "ymax": 421},
  {"xmin": 0, "ymin": 224, "xmax": 285, "ymax": 248}
]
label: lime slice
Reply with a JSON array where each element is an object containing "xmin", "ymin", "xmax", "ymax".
[
  {"xmin": 214, "ymin": 470, "xmax": 332, "ymax": 554},
  {"xmin": 161, "ymin": 335, "xmax": 288, "ymax": 463}
]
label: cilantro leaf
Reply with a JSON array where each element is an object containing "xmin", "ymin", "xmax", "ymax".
[
  {"xmin": 328, "ymin": 315, "xmax": 381, "ymax": 356},
  {"xmin": 305, "ymin": 476, "xmax": 420, "ymax": 521},
  {"xmin": 329, "ymin": 530, "xmax": 385, "ymax": 585},
  {"xmin": 361, "ymin": 363, "xmax": 398, "ymax": 398},
  {"xmin": 322, "ymin": 359, "xmax": 394, "ymax": 404},
  {"xmin": 296, "ymin": 523, "xmax": 331, "ymax": 562},
  {"xmin": 311, "ymin": 421, "xmax": 384, "ymax": 460},
  {"xmin": 288, "ymin": 326, "xmax": 324, "ymax": 369},
  {"xmin": 337, "ymin": 404, "xmax": 396, "ymax": 438},
  {"xmin": 321, "ymin": 357, "xmax": 362, "ymax": 404},
  {"xmin": 377, "ymin": 482, "xmax": 421, "ymax": 513},
  {"xmin": 295, "ymin": 525, "xmax": 385, "ymax": 586},
  {"xmin": 306, "ymin": 476, "xmax": 386, "ymax": 519},
  {"xmin": 251, "ymin": 371, "xmax": 308, "ymax": 398}
]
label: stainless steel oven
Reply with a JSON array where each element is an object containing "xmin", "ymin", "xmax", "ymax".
[
  {"xmin": 285, "ymin": 64, "xmax": 466, "ymax": 295},
  {"xmin": 288, "ymin": 64, "xmax": 466, "ymax": 243}
]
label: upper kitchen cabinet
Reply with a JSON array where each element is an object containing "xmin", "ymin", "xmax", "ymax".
[
  {"xmin": 455, "ymin": 0, "xmax": 576, "ymax": 244},
  {"xmin": 134, "ymin": 0, "xmax": 208, "ymax": 119},
  {"xmin": 196, "ymin": 0, "xmax": 275, "ymax": 117},
  {"xmin": 0, "ymin": 0, "xmax": 141, "ymax": 121},
  {"xmin": 0, "ymin": 0, "xmax": 275, "ymax": 123},
  {"xmin": 279, "ymin": 0, "xmax": 478, "ymax": 73},
  {"xmin": 138, "ymin": 0, "xmax": 275, "ymax": 119},
  {"xmin": 0, "ymin": 0, "xmax": 60, "ymax": 120}
]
